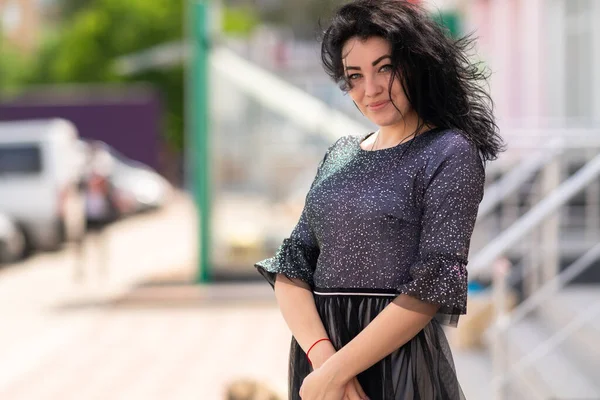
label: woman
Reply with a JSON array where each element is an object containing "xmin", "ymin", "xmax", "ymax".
[{"xmin": 255, "ymin": 1, "xmax": 503, "ymax": 399}]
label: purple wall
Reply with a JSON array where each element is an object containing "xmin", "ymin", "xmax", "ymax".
[{"xmin": 0, "ymin": 86, "xmax": 163, "ymax": 170}]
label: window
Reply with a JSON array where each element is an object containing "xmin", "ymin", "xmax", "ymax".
[
  {"xmin": 0, "ymin": 145, "xmax": 42, "ymax": 175},
  {"xmin": 564, "ymin": 0, "xmax": 593, "ymax": 121}
]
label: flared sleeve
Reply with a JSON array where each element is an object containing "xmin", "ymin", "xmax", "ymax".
[
  {"xmin": 254, "ymin": 141, "xmax": 336, "ymax": 288},
  {"xmin": 397, "ymin": 137, "xmax": 485, "ymax": 327}
]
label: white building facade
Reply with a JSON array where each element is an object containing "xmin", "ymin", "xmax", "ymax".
[{"xmin": 428, "ymin": 0, "xmax": 600, "ymax": 131}]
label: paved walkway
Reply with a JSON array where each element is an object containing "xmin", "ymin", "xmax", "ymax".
[
  {"xmin": 0, "ymin": 194, "xmax": 289, "ymax": 400},
  {"xmin": 0, "ymin": 296, "xmax": 290, "ymax": 400}
]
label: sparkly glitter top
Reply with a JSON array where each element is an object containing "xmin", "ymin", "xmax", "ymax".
[{"xmin": 255, "ymin": 127, "xmax": 485, "ymax": 324}]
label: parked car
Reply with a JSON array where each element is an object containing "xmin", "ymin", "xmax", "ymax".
[
  {"xmin": 0, "ymin": 119, "xmax": 86, "ymax": 251},
  {"xmin": 0, "ymin": 213, "xmax": 25, "ymax": 264},
  {"xmin": 111, "ymin": 150, "xmax": 173, "ymax": 212},
  {"xmin": 79, "ymin": 140, "xmax": 172, "ymax": 223}
]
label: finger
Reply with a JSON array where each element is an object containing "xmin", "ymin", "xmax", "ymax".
[
  {"xmin": 353, "ymin": 378, "xmax": 368, "ymax": 398},
  {"xmin": 343, "ymin": 382, "xmax": 363, "ymax": 400},
  {"xmin": 344, "ymin": 391, "xmax": 360, "ymax": 400}
]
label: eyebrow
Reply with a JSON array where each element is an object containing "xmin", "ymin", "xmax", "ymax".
[{"xmin": 344, "ymin": 55, "xmax": 391, "ymax": 70}]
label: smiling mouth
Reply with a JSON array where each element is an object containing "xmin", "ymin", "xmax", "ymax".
[{"xmin": 369, "ymin": 101, "xmax": 390, "ymax": 110}]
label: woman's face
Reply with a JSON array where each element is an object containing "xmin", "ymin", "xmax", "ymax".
[{"xmin": 342, "ymin": 36, "xmax": 413, "ymax": 128}]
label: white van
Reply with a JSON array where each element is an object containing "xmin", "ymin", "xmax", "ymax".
[{"xmin": 0, "ymin": 119, "xmax": 86, "ymax": 251}]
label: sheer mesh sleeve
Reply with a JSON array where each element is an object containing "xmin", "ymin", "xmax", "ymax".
[
  {"xmin": 254, "ymin": 141, "xmax": 337, "ymax": 288},
  {"xmin": 255, "ymin": 208, "xmax": 319, "ymax": 288},
  {"xmin": 396, "ymin": 137, "xmax": 485, "ymax": 327}
]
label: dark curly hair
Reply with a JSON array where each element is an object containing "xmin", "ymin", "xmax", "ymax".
[{"xmin": 320, "ymin": 0, "xmax": 504, "ymax": 161}]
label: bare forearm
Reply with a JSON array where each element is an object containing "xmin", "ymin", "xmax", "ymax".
[
  {"xmin": 274, "ymin": 274, "xmax": 335, "ymax": 366},
  {"xmin": 322, "ymin": 294, "xmax": 439, "ymax": 383}
]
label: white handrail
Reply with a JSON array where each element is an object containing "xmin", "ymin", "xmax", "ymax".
[
  {"xmin": 113, "ymin": 40, "xmax": 188, "ymax": 75},
  {"xmin": 478, "ymin": 139, "xmax": 563, "ymax": 219},
  {"xmin": 493, "ymin": 301, "xmax": 600, "ymax": 389},
  {"xmin": 469, "ymin": 151, "xmax": 600, "ymax": 279},
  {"xmin": 491, "ymin": 242, "xmax": 600, "ymax": 398},
  {"xmin": 210, "ymin": 47, "xmax": 370, "ymax": 142},
  {"xmin": 115, "ymin": 43, "xmax": 371, "ymax": 141},
  {"xmin": 499, "ymin": 242, "xmax": 600, "ymax": 329}
]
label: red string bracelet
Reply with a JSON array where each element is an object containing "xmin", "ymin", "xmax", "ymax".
[{"xmin": 306, "ymin": 338, "xmax": 331, "ymax": 366}]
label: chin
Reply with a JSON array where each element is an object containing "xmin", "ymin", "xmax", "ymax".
[
  {"xmin": 369, "ymin": 115, "xmax": 403, "ymax": 127},
  {"xmin": 366, "ymin": 109, "xmax": 404, "ymax": 127}
]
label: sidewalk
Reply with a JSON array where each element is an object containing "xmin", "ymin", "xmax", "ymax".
[
  {"xmin": 0, "ymin": 285, "xmax": 290, "ymax": 400},
  {"xmin": 0, "ymin": 193, "xmax": 292, "ymax": 400}
]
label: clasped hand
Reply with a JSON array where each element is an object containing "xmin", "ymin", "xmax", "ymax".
[{"xmin": 299, "ymin": 366, "xmax": 369, "ymax": 400}]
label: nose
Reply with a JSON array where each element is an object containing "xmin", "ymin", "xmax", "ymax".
[{"xmin": 364, "ymin": 74, "xmax": 384, "ymax": 98}]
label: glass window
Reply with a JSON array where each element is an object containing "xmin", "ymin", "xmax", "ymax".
[
  {"xmin": 565, "ymin": 0, "xmax": 593, "ymax": 122},
  {"xmin": 0, "ymin": 145, "xmax": 42, "ymax": 175}
]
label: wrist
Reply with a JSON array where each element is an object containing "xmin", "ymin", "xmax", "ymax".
[
  {"xmin": 308, "ymin": 341, "xmax": 336, "ymax": 369},
  {"xmin": 319, "ymin": 353, "xmax": 352, "ymax": 386}
]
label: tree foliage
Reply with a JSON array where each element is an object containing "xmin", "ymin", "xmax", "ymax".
[
  {"xmin": 0, "ymin": 40, "xmax": 33, "ymax": 93},
  {"xmin": 21, "ymin": 0, "xmax": 186, "ymax": 151},
  {"xmin": 32, "ymin": 0, "xmax": 183, "ymax": 82},
  {"xmin": 58, "ymin": 0, "xmax": 96, "ymax": 19}
]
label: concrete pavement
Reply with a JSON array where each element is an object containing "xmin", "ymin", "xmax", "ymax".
[
  {"xmin": 0, "ymin": 193, "xmax": 290, "ymax": 400},
  {"xmin": 0, "ymin": 301, "xmax": 290, "ymax": 400}
]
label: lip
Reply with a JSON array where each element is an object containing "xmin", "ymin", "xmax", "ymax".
[{"xmin": 368, "ymin": 100, "xmax": 390, "ymax": 111}]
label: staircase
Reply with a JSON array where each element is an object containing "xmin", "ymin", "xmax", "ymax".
[
  {"xmin": 506, "ymin": 292, "xmax": 600, "ymax": 399},
  {"xmin": 470, "ymin": 131, "xmax": 600, "ymax": 399}
]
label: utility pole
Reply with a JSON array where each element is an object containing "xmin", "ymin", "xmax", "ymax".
[{"xmin": 187, "ymin": 0, "xmax": 211, "ymax": 283}]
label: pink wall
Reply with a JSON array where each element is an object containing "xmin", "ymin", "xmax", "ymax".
[{"xmin": 465, "ymin": 0, "xmax": 545, "ymax": 127}]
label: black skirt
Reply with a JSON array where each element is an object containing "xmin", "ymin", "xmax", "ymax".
[{"xmin": 288, "ymin": 289, "xmax": 466, "ymax": 400}]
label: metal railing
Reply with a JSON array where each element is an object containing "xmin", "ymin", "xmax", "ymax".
[
  {"xmin": 491, "ymin": 244, "xmax": 600, "ymax": 399},
  {"xmin": 467, "ymin": 139, "xmax": 600, "ymax": 399},
  {"xmin": 477, "ymin": 138, "xmax": 563, "ymax": 220},
  {"xmin": 470, "ymin": 148, "xmax": 600, "ymax": 278}
]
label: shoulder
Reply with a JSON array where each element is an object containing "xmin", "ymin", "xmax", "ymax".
[
  {"xmin": 314, "ymin": 135, "xmax": 354, "ymax": 172},
  {"xmin": 420, "ymin": 129, "xmax": 484, "ymax": 180},
  {"xmin": 321, "ymin": 134, "xmax": 360, "ymax": 161},
  {"xmin": 329, "ymin": 134, "xmax": 358, "ymax": 152},
  {"xmin": 423, "ymin": 128, "xmax": 483, "ymax": 165},
  {"xmin": 424, "ymin": 129, "xmax": 478, "ymax": 156}
]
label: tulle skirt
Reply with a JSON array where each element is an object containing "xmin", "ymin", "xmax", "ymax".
[{"xmin": 288, "ymin": 289, "xmax": 465, "ymax": 400}]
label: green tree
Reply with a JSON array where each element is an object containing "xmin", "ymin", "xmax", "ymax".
[
  {"xmin": 58, "ymin": 0, "xmax": 96, "ymax": 19},
  {"xmin": 0, "ymin": 43, "xmax": 29, "ymax": 93},
  {"xmin": 26, "ymin": 0, "xmax": 185, "ymax": 151},
  {"xmin": 222, "ymin": 5, "xmax": 260, "ymax": 36}
]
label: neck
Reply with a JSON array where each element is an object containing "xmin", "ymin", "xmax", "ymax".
[{"xmin": 377, "ymin": 112, "xmax": 426, "ymax": 148}]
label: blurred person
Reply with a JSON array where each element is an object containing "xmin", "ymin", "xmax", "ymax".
[
  {"xmin": 254, "ymin": 1, "xmax": 504, "ymax": 399},
  {"xmin": 74, "ymin": 142, "xmax": 118, "ymax": 281},
  {"xmin": 84, "ymin": 142, "xmax": 117, "ymax": 224}
]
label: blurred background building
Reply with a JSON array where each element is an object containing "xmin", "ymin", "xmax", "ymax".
[
  {"xmin": 0, "ymin": 0, "xmax": 599, "ymax": 399},
  {"xmin": 0, "ymin": 0, "xmax": 40, "ymax": 53}
]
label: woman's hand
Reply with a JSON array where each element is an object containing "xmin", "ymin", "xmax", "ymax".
[
  {"xmin": 302, "ymin": 341, "xmax": 369, "ymax": 400},
  {"xmin": 299, "ymin": 370, "xmax": 368, "ymax": 400},
  {"xmin": 298, "ymin": 366, "xmax": 346, "ymax": 400},
  {"xmin": 343, "ymin": 377, "xmax": 369, "ymax": 400}
]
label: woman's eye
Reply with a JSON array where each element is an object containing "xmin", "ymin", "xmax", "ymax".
[
  {"xmin": 348, "ymin": 73, "xmax": 362, "ymax": 80},
  {"xmin": 380, "ymin": 64, "xmax": 393, "ymax": 73}
]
